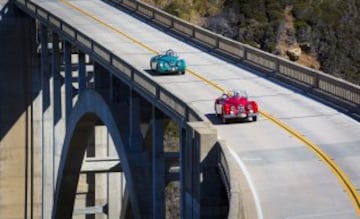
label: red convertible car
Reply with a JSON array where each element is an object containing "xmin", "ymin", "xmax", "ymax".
[{"xmin": 214, "ymin": 90, "xmax": 259, "ymax": 124}]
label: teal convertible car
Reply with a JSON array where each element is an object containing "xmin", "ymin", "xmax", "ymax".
[{"xmin": 150, "ymin": 49, "xmax": 186, "ymax": 75}]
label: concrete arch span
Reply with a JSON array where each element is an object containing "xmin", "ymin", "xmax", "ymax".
[{"xmin": 52, "ymin": 89, "xmax": 138, "ymax": 219}]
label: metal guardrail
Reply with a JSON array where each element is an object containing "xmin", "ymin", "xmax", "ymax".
[
  {"xmin": 112, "ymin": 0, "xmax": 360, "ymax": 118},
  {"xmin": 14, "ymin": 0, "xmax": 202, "ymax": 128}
]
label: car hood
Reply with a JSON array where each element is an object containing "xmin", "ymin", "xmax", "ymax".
[{"xmin": 225, "ymin": 97, "xmax": 248, "ymax": 105}]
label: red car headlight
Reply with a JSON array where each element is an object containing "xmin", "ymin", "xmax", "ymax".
[{"xmin": 224, "ymin": 104, "xmax": 231, "ymax": 114}]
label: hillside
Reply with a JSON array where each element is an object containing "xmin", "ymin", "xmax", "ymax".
[{"xmin": 143, "ymin": 0, "xmax": 360, "ymax": 85}]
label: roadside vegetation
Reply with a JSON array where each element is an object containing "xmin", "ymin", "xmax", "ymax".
[{"xmin": 143, "ymin": 0, "xmax": 360, "ymax": 84}]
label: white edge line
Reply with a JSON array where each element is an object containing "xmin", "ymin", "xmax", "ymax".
[{"xmin": 226, "ymin": 143, "xmax": 264, "ymax": 219}]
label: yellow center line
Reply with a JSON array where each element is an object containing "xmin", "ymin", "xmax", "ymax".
[
  {"xmin": 60, "ymin": 0, "xmax": 360, "ymax": 215},
  {"xmin": 60, "ymin": 0, "xmax": 157, "ymax": 54}
]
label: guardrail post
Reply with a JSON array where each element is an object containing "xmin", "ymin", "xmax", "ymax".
[
  {"xmin": 313, "ymin": 72, "xmax": 320, "ymax": 90},
  {"xmin": 275, "ymin": 58, "xmax": 280, "ymax": 75},
  {"xmin": 243, "ymin": 46, "xmax": 248, "ymax": 61}
]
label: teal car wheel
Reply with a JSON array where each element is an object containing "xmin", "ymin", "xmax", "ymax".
[
  {"xmin": 150, "ymin": 60, "xmax": 156, "ymax": 72},
  {"xmin": 156, "ymin": 64, "xmax": 160, "ymax": 74}
]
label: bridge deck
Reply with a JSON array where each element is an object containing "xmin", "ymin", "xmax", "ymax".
[{"xmin": 26, "ymin": 0, "xmax": 360, "ymax": 218}]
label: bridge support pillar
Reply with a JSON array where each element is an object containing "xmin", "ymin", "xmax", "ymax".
[
  {"xmin": 180, "ymin": 122, "xmax": 218, "ymax": 219},
  {"xmin": 93, "ymin": 125, "xmax": 118, "ymax": 219},
  {"xmin": 64, "ymin": 40, "xmax": 73, "ymax": 126},
  {"xmin": 91, "ymin": 125, "xmax": 125, "ymax": 219},
  {"xmin": 40, "ymin": 23, "xmax": 56, "ymax": 219},
  {"xmin": 78, "ymin": 51, "xmax": 86, "ymax": 94},
  {"xmin": 0, "ymin": 2, "xmax": 38, "ymax": 219},
  {"xmin": 152, "ymin": 106, "xmax": 166, "ymax": 218},
  {"xmin": 128, "ymin": 89, "xmax": 143, "ymax": 152},
  {"xmin": 51, "ymin": 32, "xmax": 66, "ymax": 184}
]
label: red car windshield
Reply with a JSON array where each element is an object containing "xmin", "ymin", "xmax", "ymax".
[{"xmin": 226, "ymin": 90, "xmax": 247, "ymax": 98}]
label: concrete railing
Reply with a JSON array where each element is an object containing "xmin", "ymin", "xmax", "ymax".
[{"xmin": 110, "ymin": 0, "xmax": 360, "ymax": 119}]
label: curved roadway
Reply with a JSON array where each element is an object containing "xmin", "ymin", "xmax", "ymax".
[{"xmin": 33, "ymin": 0, "xmax": 360, "ymax": 218}]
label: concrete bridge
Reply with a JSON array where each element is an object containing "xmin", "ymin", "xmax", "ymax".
[{"xmin": 1, "ymin": 0, "xmax": 359, "ymax": 219}]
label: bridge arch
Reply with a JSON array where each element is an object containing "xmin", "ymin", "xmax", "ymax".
[{"xmin": 52, "ymin": 89, "xmax": 138, "ymax": 219}]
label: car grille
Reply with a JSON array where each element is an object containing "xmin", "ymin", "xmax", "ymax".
[{"xmin": 238, "ymin": 105, "xmax": 245, "ymax": 112}]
